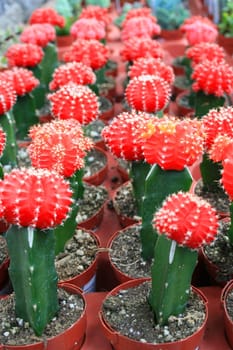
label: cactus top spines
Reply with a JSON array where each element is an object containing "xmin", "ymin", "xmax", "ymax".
[
  {"xmin": 71, "ymin": 18, "xmax": 106, "ymax": 41},
  {"xmin": 29, "ymin": 7, "xmax": 65, "ymax": 28},
  {"xmin": 128, "ymin": 57, "xmax": 175, "ymax": 84},
  {"xmin": 20, "ymin": 23, "xmax": 56, "ymax": 48},
  {"xmin": 79, "ymin": 5, "xmax": 112, "ymax": 26},
  {"xmin": 0, "ymin": 167, "xmax": 73, "ymax": 229},
  {"xmin": 121, "ymin": 16, "xmax": 161, "ymax": 42},
  {"xmin": 63, "ymin": 39, "xmax": 109, "ymax": 70},
  {"xmin": 191, "ymin": 59, "xmax": 233, "ymax": 97},
  {"xmin": 49, "ymin": 61, "xmax": 96, "ymax": 91},
  {"xmin": 154, "ymin": 191, "xmax": 219, "ymax": 249},
  {"xmin": 28, "ymin": 119, "xmax": 93, "ymax": 177},
  {"xmin": 202, "ymin": 106, "xmax": 233, "ymax": 150},
  {"xmin": 186, "ymin": 42, "xmax": 226, "ymax": 67},
  {"xmin": 0, "ymin": 79, "xmax": 17, "ymax": 115},
  {"xmin": 5, "ymin": 43, "xmax": 44, "ymax": 68},
  {"xmin": 142, "ymin": 116, "xmax": 204, "ymax": 170},
  {"xmin": 120, "ymin": 37, "xmax": 165, "ymax": 62},
  {"xmin": 221, "ymin": 157, "xmax": 233, "ymax": 201},
  {"xmin": 0, "ymin": 67, "xmax": 40, "ymax": 96},
  {"xmin": 102, "ymin": 111, "xmax": 152, "ymax": 161},
  {"xmin": 125, "ymin": 74, "xmax": 171, "ymax": 113},
  {"xmin": 48, "ymin": 82, "xmax": 99, "ymax": 125}
]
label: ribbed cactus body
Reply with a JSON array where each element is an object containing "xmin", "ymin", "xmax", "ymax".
[
  {"xmin": 6, "ymin": 225, "xmax": 59, "ymax": 336},
  {"xmin": 149, "ymin": 237, "xmax": 197, "ymax": 325},
  {"xmin": 0, "ymin": 111, "xmax": 18, "ymax": 167},
  {"xmin": 140, "ymin": 164, "xmax": 192, "ymax": 260}
]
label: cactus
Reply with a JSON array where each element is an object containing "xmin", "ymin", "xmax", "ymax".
[
  {"xmin": 1, "ymin": 168, "xmax": 73, "ymax": 335},
  {"xmin": 150, "ymin": 191, "xmax": 219, "ymax": 325}
]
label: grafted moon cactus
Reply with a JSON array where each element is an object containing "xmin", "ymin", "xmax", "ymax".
[
  {"xmin": 150, "ymin": 191, "xmax": 218, "ymax": 325},
  {"xmin": 0, "ymin": 168, "xmax": 73, "ymax": 335}
]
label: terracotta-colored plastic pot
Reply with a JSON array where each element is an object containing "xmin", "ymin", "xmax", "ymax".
[
  {"xmin": 0, "ymin": 283, "xmax": 86, "ymax": 350},
  {"xmin": 0, "ymin": 257, "xmax": 9, "ymax": 291},
  {"xmin": 58, "ymin": 230, "xmax": 100, "ymax": 293},
  {"xmin": 221, "ymin": 279, "xmax": 233, "ymax": 348},
  {"xmin": 160, "ymin": 28, "xmax": 184, "ymax": 41},
  {"xmin": 83, "ymin": 146, "xmax": 108, "ymax": 186},
  {"xmin": 56, "ymin": 35, "xmax": 74, "ymax": 48},
  {"xmin": 218, "ymin": 34, "xmax": 233, "ymax": 56},
  {"xmin": 99, "ymin": 278, "xmax": 208, "ymax": 350},
  {"xmin": 99, "ymin": 97, "xmax": 115, "ymax": 124},
  {"xmin": 77, "ymin": 199, "xmax": 106, "ymax": 230},
  {"xmin": 106, "ymin": 223, "xmax": 143, "ymax": 285}
]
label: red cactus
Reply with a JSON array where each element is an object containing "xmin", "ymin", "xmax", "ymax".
[
  {"xmin": 79, "ymin": 5, "xmax": 111, "ymax": 26},
  {"xmin": 28, "ymin": 119, "xmax": 93, "ymax": 177},
  {"xmin": 49, "ymin": 62, "xmax": 96, "ymax": 91},
  {"xmin": 121, "ymin": 17, "xmax": 161, "ymax": 42},
  {"xmin": 101, "ymin": 111, "xmax": 152, "ymax": 161},
  {"xmin": 192, "ymin": 60, "xmax": 233, "ymax": 97},
  {"xmin": 124, "ymin": 7, "xmax": 155, "ymax": 21},
  {"xmin": 63, "ymin": 39, "xmax": 109, "ymax": 70},
  {"xmin": 5, "ymin": 43, "xmax": 44, "ymax": 68},
  {"xmin": 202, "ymin": 106, "xmax": 233, "ymax": 150},
  {"xmin": 0, "ymin": 80, "xmax": 17, "ymax": 115},
  {"xmin": 29, "ymin": 7, "xmax": 65, "ymax": 28},
  {"xmin": 0, "ymin": 168, "xmax": 73, "ymax": 229},
  {"xmin": 154, "ymin": 191, "xmax": 219, "ymax": 249},
  {"xmin": 181, "ymin": 16, "xmax": 218, "ymax": 46},
  {"xmin": 209, "ymin": 134, "xmax": 233, "ymax": 163},
  {"xmin": 0, "ymin": 67, "xmax": 39, "ymax": 96},
  {"xmin": 70, "ymin": 18, "xmax": 106, "ymax": 40},
  {"xmin": 48, "ymin": 82, "xmax": 99, "ymax": 125},
  {"xmin": 185, "ymin": 42, "xmax": 226, "ymax": 67},
  {"xmin": 20, "ymin": 23, "xmax": 56, "ymax": 48},
  {"xmin": 128, "ymin": 57, "xmax": 175, "ymax": 84},
  {"xmin": 120, "ymin": 37, "xmax": 165, "ymax": 62},
  {"xmin": 221, "ymin": 157, "xmax": 233, "ymax": 200},
  {"xmin": 125, "ymin": 75, "xmax": 171, "ymax": 113},
  {"xmin": 142, "ymin": 116, "xmax": 204, "ymax": 170}
]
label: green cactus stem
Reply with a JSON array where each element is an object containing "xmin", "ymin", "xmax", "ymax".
[
  {"xmin": 200, "ymin": 152, "xmax": 222, "ymax": 192},
  {"xmin": 130, "ymin": 160, "xmax": 151, "ymax": 216},
  {"xmin": 12, "ymin": 93, "xmax": 39, "ymax": 140},
  {"xmin": 149, "ymin": 236, "xmax": 197, "ymax": 325},
  {"xmin": 140, "ymin": 164, "xmax": 192, "ymax": 261},
  {"xmin": 194, "ymin": 91, "xmax": 225, "ymax": 119},
  {"xmin": 54, "ymin": 168, "xmax": 84, "ymax": 254},
  {"xmin": 0, "ymin": 110, "xmax": 18, "ymax": 167},
  {"xmin": 6, "ymin": 225, "xmax": 59, "ymax": 336}
]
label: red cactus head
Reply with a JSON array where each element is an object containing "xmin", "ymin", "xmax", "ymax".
[
  {"xmin": 48, "ymin": 82, "xmax": 99, "ymax": 125},
  {"xmin": 101, "ymin": 111, "xmax": 152, "ymax": 161},
  {"xmin": 29, "ymin": 7, "xmax": 65, "ymax": 28},
  {"xmin": 0, "ymin": 167, "xmax": 73, "ymax": 229},
  {"xmin": 79, "ymin": 6, "xmax": 112, "ymax": 26},
  {"xmin": 154, "ymin": 191, "xmax": 219, "ymax": 249},
  {"xmin": 209, "ymin": 134, "xmax": 233, "ymax": 163},
  {"xmin": 63, "ymin": 39, "xmax": 109, "ymax": 70},
  {"xmin": 142, "ymin": 116, "xmax": 204, "ymax": 170},
  {"xmin": 185, "ymin": 42, "xmax": 226, "ymax": 67},
  {"xmin": 28, "ymin": 119, "xmax": 93, "ymax": 177},
  {"xmin": 125, "ymin": 7, "xmax": 155, "ymax": 21},
  {"xmin": 70, "ymin": 18, "xmax": 106, "ymax": 40},
  {"xmin": 128, "ymin": 57, "xmax": 175, "ymax": 84},
  {"xmin": 0, "ymin": 67, "xmax": 39, "ymax": 96},
  {"xmin": 181, "ymin": 16, "xmax": 218, "ymax": 46},
  {"xmin": 20, "ymin": 23, "xmax": 56, "ymax": 48},
  {"xmin": 121, "ymin": 17, "xmax": 161, "ymax": 42},
  {"xmin": 192, "ymin": 59, "xmax": 233, "ymax": 97},
  {"xmin": 0, "ymin": 127, "xmax": 6, "ymax": 157},
  {"xmin": 125, "ymin": 75, "xmax": 171, "ymax": 113},
  {"xmin": 221, "ymin": 155, "xmax": 233, "ymax": 200},
  {"xmin": 120, "ymin": 37, "xmax": 165, "ymax": 62},
  {"xmin": 0, "ymin": 79, "xmax": 17, "ymax": 115},
  {"xmin": 5, "ymin": 43, "xmax": 44, "ymax": 68},
  {"xmin": 202, "ymin": 106, "xmax": 233, "ymax": 150},
  {"xmin": 49, "ymin": 62, "xmax": 96, "ymax": 91}
]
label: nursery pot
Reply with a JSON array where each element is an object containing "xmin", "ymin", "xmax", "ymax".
[
  {"xmin": 83, "ymin": 146, "xmax": 108, "ymax": 186},
  {"xmin": 0, "ymin": 283, "xmax": 86, "ymax": 350},
  {"xmin": 99, "ymin": 278, "xmax": 208, "ymax": 350},
  {"xmin": 221, "ymin": 279, "xmax": 233, "ymax": 348}
]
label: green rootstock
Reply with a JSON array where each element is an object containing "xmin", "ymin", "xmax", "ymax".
[
  {"xmin": 54, "ymin": 168, "xmax": 84, "ymax": 255},
  {"xmin": 200, "ymin": 152, "xmax": 222, "ymax": 192},
  {"xmin": 0, "ymin": 111, "xmax": 18, "ymax": 167},
  {"xmin": 149, "ymin": 236, "xmax": 198, "ymax": 325},
  {"xmin": 140, "ymin": 164, "xmax": 192, "ymax": 261},
  {"xmin": 6, "ymin": 225, "xmax": 59, "ymax": 336}
]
